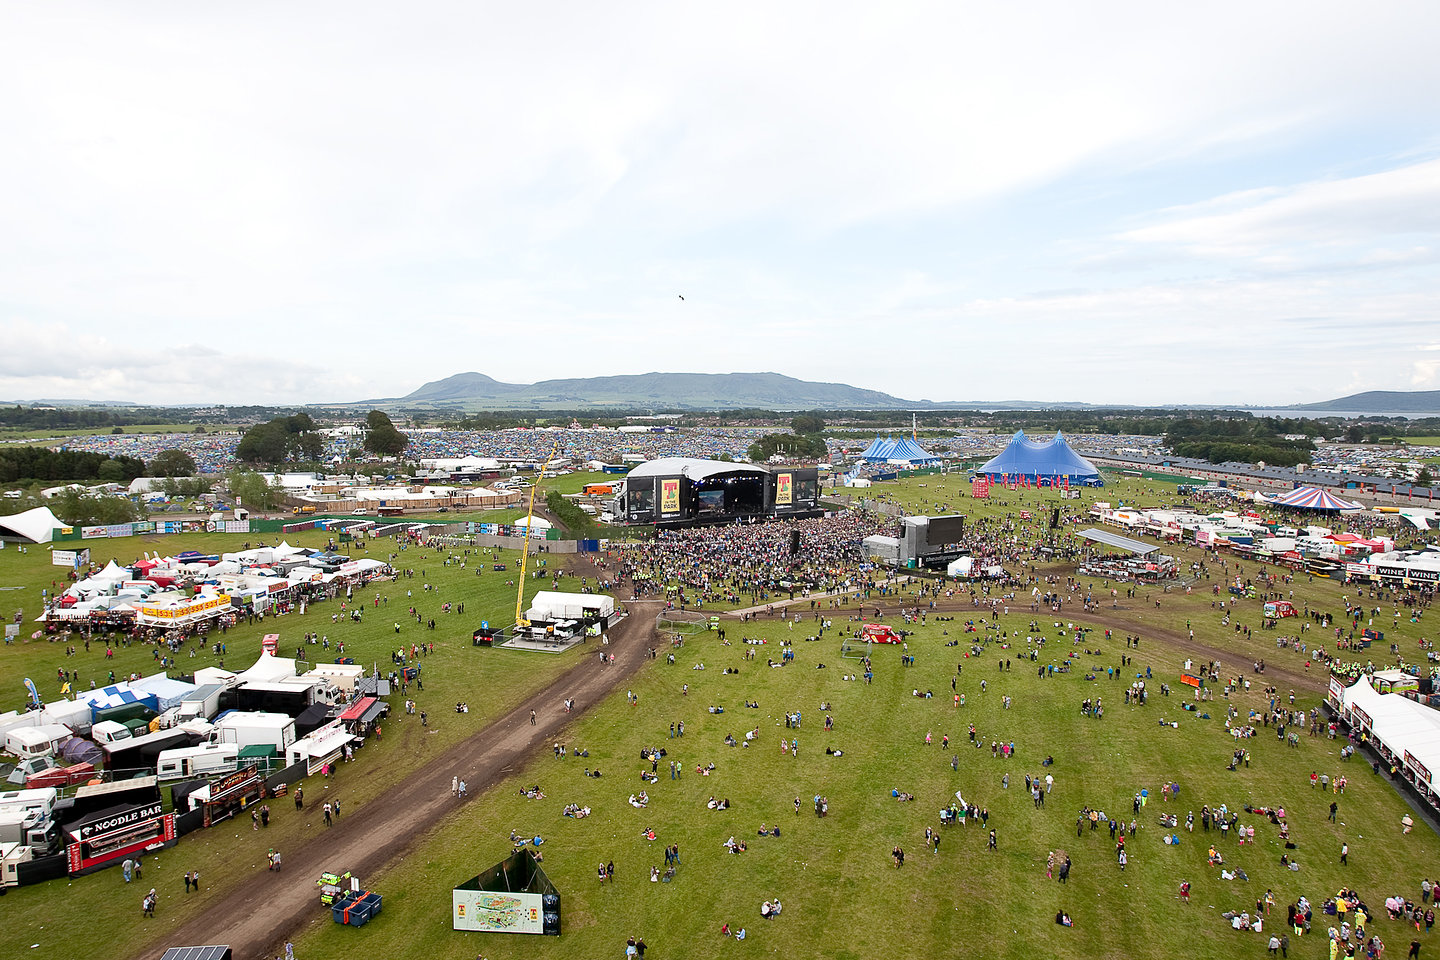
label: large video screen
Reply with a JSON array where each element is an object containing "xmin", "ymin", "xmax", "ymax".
[{"xmin": 926, "ymin": 516, "xmax": 966, "ymax": 546}]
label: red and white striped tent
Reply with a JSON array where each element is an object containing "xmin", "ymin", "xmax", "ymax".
[{"xmin": 1272, "ymin": 486, "xmax": 1362, "ymax": 512}]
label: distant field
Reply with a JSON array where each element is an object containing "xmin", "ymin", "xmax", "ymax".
[{"xmin": 0, "ymin": 423, "xmax": 207, "ymax": 442}]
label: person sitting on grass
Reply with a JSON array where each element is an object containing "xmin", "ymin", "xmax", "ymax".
[{"xmin": 1055, "ymin": 911, "xmax": 1074, "ymax": 927}]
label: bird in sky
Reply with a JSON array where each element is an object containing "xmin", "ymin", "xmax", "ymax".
[{"xmin": 678, "ymin": 295, "xmax": 684, "ymax": 300}]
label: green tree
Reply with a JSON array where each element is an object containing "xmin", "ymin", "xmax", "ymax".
[
  {"xmin": 236, "ymin": 414, "xmax": 324, "ymax": 465},
  {"xmin": 96, "ymin": 459, "xmax": 128, "ymax": 483},
  {"xmin": 1417, "ymin": 467, "xmax": 1434, "ymax": 488},
  {"xmin": 790, "ymin": 413, "xmax": 826, "ymax": 435},
  {"xmin": 227, "ymin": 470, "xmax": 284, "ymax": 510},
  {"xmin": 51, "ymin": 488, "xmax": 143, "ymax": 526},
  {"xmin": 747, "ymin": 433, "xmax": 828, "ymax": 461},
  {"xmin": 148, "ymin": 449, "xmax": 197, "ymax": 477},
  {"xmin": 363, "ymin": 410, "xmax": 409, "ymax": 457}
]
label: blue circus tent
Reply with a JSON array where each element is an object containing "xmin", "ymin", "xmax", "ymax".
[
  {"xmin": 858, "ymin": 435, "xmax": 941, "ymax": 466},
  {"xmin": 977, "ymin": 431, "xmax": 1102, "ymax": 486}
]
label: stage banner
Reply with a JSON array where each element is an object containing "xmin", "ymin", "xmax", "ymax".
[
  {"xmin": 660, "ymin": 479, "xmax": 681, "ymax": 514},
  {"xmin": 775, "ymin": 473, "xmax": 792, "ymax": 505}
]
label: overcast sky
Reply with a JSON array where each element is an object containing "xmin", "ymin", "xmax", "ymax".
[{"xmin": 2, "ymin": 2, "xmax": 1438, "ymax": 407}]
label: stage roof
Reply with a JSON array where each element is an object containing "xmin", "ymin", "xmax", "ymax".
[
  {"xmin": 1074, "ymin": 528, "xmax": 1158, "ymax": 555},
  {"xmin": 626, "ymin": 457, "xmax": 768, "ymax": 482}
]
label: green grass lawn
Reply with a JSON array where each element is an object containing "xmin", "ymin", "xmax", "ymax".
[{"xmin": 292, "ymin": 610, "xmax": 1439, "ymax": 960}]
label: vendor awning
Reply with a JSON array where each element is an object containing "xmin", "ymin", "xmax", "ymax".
[
  {"xmin": 1074, "ymin": 528, "xmax": 1159, "ymax": 556},
  {"xmin": 339, "ymin": 696, "xmax": 377, "ymax": 723}
]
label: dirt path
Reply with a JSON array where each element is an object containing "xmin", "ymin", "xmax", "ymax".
[{"xmin": 138, "ymin": 601, "xmax": 663, "ymax": 960}]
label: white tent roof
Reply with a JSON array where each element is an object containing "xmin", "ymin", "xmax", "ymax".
[
  {"xmin": 1342, "ymin": 676, "xmax": 1440, "ymax": 766},
  {"xmin": 93, "ymin": 560, "xmax": 129, "ymax": 582},
  {"xmin": 0, "ymin": 506, "xmax": 67, "ymax": 543},
  {"xmin": 513, "ymin": 516, "xmax": 552, "ymax": 529},
  {"xmin": 237, "ymin": 652, "xmax": 298, "ymax": 684},
  {"xmin": 947, "ymin": 557, "xmax": 974, "ymax": 577}
]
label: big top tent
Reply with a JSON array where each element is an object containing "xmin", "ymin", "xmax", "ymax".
[
  {"xmin": 1272, "ymin": 487, "xmax": 1362, "ymax": 512},
  {"xmin": 857, "ymin": 436, "xmax": 942, "ymax": 467},
  {"xmin": 976, "ymin": 431, "xmax": 1102, "ymax": 487},
  {"xmin": 0, "ymin": 506, "xmax": 67, "ymax": 543}
]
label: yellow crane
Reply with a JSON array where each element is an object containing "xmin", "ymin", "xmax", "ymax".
[{"xmin": 514, "ymin": 440, "xmax": 561, "ymax": 631}]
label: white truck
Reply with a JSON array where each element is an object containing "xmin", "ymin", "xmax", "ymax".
[
  {"xmin": 0, "ymin": 788, "xmax": 58, "ymax": 822},
  {"xmin": 303, "ymin": 664, "xmax": 365, "ymax": 696},
  {"xmin": 155, "ymin": 743, "xmax": 240, "ymax": 781},
  {"xmin": 0, "ymin": 809, "xmax": 59, "ymax": 854},
  {"xmin": 177, "ymin": 683, "xmax": 227, "ymax": 723},
  {"xmin": 209, "ymin": 712, "xmax": 297, "ymax": 753}
]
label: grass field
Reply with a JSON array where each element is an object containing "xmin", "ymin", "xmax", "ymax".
[
  {"xmin": 0, "ymin": 423, "xmax": 207, "ymax": 442},
  {"xmin": 2, "ymin": 472, "xmax": 1437, "ymax": 960}
]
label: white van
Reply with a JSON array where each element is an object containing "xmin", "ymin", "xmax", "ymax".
[
  {"xmin": 155, "ymin": 743, "xmax": 240, "ymax": 781},
  {"xmin": 90, "ymin": 720, "xmax": 133, "ymax": 744}
]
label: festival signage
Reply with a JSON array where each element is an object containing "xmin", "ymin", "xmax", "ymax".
[
  {"xmin": 1376, "ymin": 565, "xmax": 1439, "ymax": 583},
  {"xmin": 453, "ymin": 888, "xmax": 545, "ymax": 934},
  {"xmin": 137, "ymin": 593, "xmax": 231, "ymax": 623},
  {"xmin": 971, "ymin": 478, "xmax": 990, "ymax": 499},
  {"xmin": 51, "ymin": 548, "xmax": 89, "ymax": 568},
  {"xmin": 211, "ymin": 764, "xmax": 262, "ymax": 803},
  {"xmin": 1180, "ymin": 673, "xmax": 1204, "ymax": 688},
  {"xmin": 775, "ymin": 473, "xmax": 792, "ymax": 506},
  {"xmin": 1405, "ymin": 751, "xmax": 1431, "ymax": 785},
  {"xmin": 67, "ymin": 801, "xmax": 174, "ymax": 875},
  {"xmin": 81, "ymin": 526, "xmax": 109, "ymax": 540},
  {"xmin": 660, "ymin": 479, "xmax": 681, "ymax": 514},
  {"xmin": 1351, "ymin": 705, "xmax": 1373, "ymax": 730}
]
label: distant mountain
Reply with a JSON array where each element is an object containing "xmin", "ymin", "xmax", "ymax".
[
  {"xmin": 1293, "ymin": 390, "xmax": 1440, "ymax": 414},
  {"xmin": 378, "ymin": 371, "xmax": 930, "ymax": 411}
]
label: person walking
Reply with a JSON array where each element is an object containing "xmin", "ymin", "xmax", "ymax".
[
  {"xmin": 988, "ymin": 829, "xmax": 997, "ymax": 851},
  {"xmin": 531, "ymin": 710, "xmax": 537, "ymax": 726},
  {"xmin": 1340, "ymin": 841, "xmax": 1348, "ymax": 865},
  {"xmin": 452, "ymin": 776, "xmax": 459, "ymax": 797}
]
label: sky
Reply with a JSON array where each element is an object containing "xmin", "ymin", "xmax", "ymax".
[{"xmin": 1, "ymin": 2, "xmax": 1438, "ymax": 408}]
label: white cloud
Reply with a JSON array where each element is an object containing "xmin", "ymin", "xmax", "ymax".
[
  {"xmin": 0, "ymin": 3, "xmax": 1438, "ymax": 405},
  {"xmin": 1118, "ymin": 158, "xmax": 1440, "ymax": 262}
]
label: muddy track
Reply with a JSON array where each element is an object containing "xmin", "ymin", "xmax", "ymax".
[{"xmin": 137, "ymin": 601, "xmax": 663, "ymax": 960}]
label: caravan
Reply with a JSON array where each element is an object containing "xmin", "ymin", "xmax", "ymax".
[
  {"xmin": 155, "ymin": 743, "xmax": 240, "ymax": 781},
  {"xmin": 4, "ymin": 724, "xmax": 73, "ymax": 761}
]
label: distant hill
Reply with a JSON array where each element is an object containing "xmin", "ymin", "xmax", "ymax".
[
  {"xmin": 379, "ymin": 371, "xmax": 929, "ymax": 411},
  {"xmin": 1294, "ymin": 390, "xmax": 1440, "ymax": 414}
]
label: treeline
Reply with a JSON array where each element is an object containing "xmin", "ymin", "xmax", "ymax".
[
  {"xmin": 1162, "ymin": 418, "xmax": 1317, "ymax": 466},
  {"xmin": 0, "ymin": 447, "xmax": 146, "ymax": 484},
  {"xmin": 747, "ymin": 433, "xmax": 828, "ymax": 460},
  {"xmin": 0, "ymin": 405, "xmax": 201, "ymax": 431},
  {"xmin": 545, "ymin": 490, "xmax": 595, "ymax": 537}
]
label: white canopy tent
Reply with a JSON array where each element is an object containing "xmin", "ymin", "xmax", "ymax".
[{"xmin": 0, "ymin": 506, "xmax": 66, "ymax": 543}]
